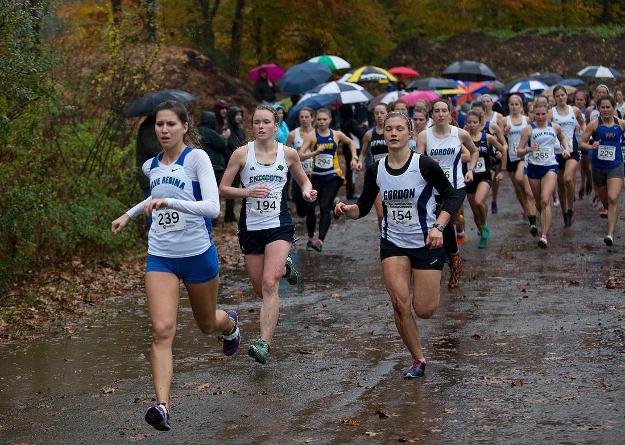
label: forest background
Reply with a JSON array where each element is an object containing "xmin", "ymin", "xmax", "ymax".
[{"xmin": 2, "ymin": 0, "xmax": 625, "ymax": 336}]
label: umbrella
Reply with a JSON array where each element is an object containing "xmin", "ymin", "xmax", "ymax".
[
  {"xmin": 345, "ymin": 66, "xmax": 397, "ymax": 84},
  {"xmin": 402, "ymin": 90, "xmax": 440, "ymax": 105},
  {"xmin": 278, "ymin": 62, "xmax": 332, "ymax": 94},
  {"xmin": 407, "ymin": 77, "xmax": 458, "ymax": 91},
  {"xmin": 544, "ymin": 84, "xmax": 577, "ymax": 96},
  {"xmin": 503, "ymin": 77, "xmax": 530, "ymax": 92},
  {"xmin": 249, "ymin": 64, "xmax": 285, "ymax": 83},
  {"xmin": 577, "ymin": 65, "xmax": 623, "ymax": 79},
  {"xmin": 455, "ymin": 81, "xmax": 496, "ymax": 106},
  {"xmin": 308, "ymin": 54, "xmax": 350, "ymax": 71},
  {"xmin": 437, "ymin": 88, "xmax": 466, "ymax": 96},
  {"xmin": 529, "ymin": 72, "xmax": 563, "ymax": 86},
  {"xmin": 368, "ymin": 91, "xmax": 409, "ymax": 111},
  {"xmin": 507, "ymin": 80, "xmax": 549, "ymax": 93},
  {"xmin": 126, "ymin": 90, "xmax": 195, "ymax": 117},
  {"xmin": 561, "ymin": 78, "xmax": 586, "ymax": 87},
  {"xmin": 442, "ymin": 60, "xmax": 496, "ymax": 82},
  {"xmin": 299, "ymin": 85, "xmax": 373, "ymax": 106},
  {"xmin": 388, "ymin": 66, "xmax": 420, "ymax": 78},
  {"xmin": 490, "ymin": 80, "xmax": 506, "ymax": 94},
  {"xmin": 287, "ymin": 94, "xmax": 340, "ymax": 121}
]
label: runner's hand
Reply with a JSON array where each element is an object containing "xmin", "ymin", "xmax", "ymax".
[
  {"xmin": 426, "ymin": 227, "xmax": 444, "ymax": 249},
  {"xmin": 303, "ymin": 189, "xmax": 317, "ymax": 202},
  {"xmin": 144, "ymin": 198, "xmax": 168, "ymax": 214},
  {"xmin": 464, "ymin": 169, "xmax": 474, "ymax": 183},
  {"xmin": 530, "ymin": 143, "xmax": 539, "ymax": 153},
  {"xmin": 111, "ymin": 214, "xmax": 130, "ymax": 234},
  {"xmin": 356, "ymin": 161, "xmax": 363, "ymax": 171},
  {"xmin": 592, "ymin": 140, "xmax": 600, "ymax": 149},
  {"xmin": 496, "ymin": 171, "xmax": 504, "ymax": 181},
  {"xmin": 350, "ymin": 159, "xmax": 359, "ymax": 171},
  {"xmin": 334, "ymin": 202, "xmax": 350, "ymax": 216},
  {"xmin": 563, "ymin": 149, "xmax": 571, "ymax": 159},
  {"xmin": 247, "ymin": 185, "xmax": 271, "ymax": 198}
]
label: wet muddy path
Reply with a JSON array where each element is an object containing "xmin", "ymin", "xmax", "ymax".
[{"xmin": 2, "ymin": 180, "xmax": 625, "ymax": 444}]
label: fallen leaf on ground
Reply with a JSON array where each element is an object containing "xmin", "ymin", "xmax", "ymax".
[
  {"xmin": 197, "ymin": 383, "xmax": 211, "ymax": 390},
  {"xmin": 100, "ymin": 386, "xmax": 115, "ymax": 394},
  {"xmin": 510, "ymin": 379, "xmax": 524, "ymax": 387},
  {"xmin": 296, "ymin": 347, "xmax": 315, "ymax": 355},
  {"xmin": 341, "ymin": 418, "xmax": 359, "ymax": 427}
]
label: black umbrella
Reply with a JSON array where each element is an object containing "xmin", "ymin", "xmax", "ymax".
[
  {"xmin": 490, "ymin": 81, "xmax": 506, "ymax": 94},
  {"xmin": 442, "ymin": 60, "xmax": 496, "ymax": 82},
  {"xmin": 529, "ymin": 72, "xmax": 563, "ymax": 86},
  {"xmin": 407, "ymin": 77, "xmax": 458, "ymax": 91},
  {"xmin": 278, "ymin": 62, "xmax": 332, "ymax": 94},
  {"xmin": 126, "ymin": 90, "xmax": 195, "ymax": 117}
]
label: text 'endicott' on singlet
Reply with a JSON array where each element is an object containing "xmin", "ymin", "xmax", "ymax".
[{"xmin": 239, "ymin": 142, "xmax": 292, "ymax": 231}]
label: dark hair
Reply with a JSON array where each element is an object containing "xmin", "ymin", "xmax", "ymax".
[
  {"xmin": 552, "ymin": 85, "xmax": 567, "ymax": 97},
  {"xmin": 391, "ymin": 99, "xmax": 409, "ymax": 110},
  {"xmin": 154, "ymin": 100, "xmax": 200, "ymax": 148},
  {"xmin": 412, "ymin": 106, "xmax": 427, "ymax": 117},
  {"xmin": 384, "ymin": 110, "xmax": 413, "ymax": 133},
  {"xmin": 466, "ymin": 109, "xmax": 483, "ymax": 123},
  {"xmin": 298, "ymin": 107, "xmax": 315, "ymax": 117},
  {"xmin": 470, "ymin": 100, "xmax": 484, "ymax": 109},
  {"xmin": 431, "ymin": 98, "xmax": 452, "ymax": 111},
  {"xmin": 597, "ymin": 94, "xmax": 616, "ymax": 108},
  {"xmin": 316, "ymin": 107, "xmax": 332, "ymax": 117},
  {"xmin": 374, "ymin": 103, "xmax": 390, "ymax": 112},
  {"xmin": 254, "ymin": 104, "xmax": 279, "ymax": 123}
]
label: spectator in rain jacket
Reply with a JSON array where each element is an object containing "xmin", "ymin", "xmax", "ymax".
[
  {"xmin": 273, "ymin": 103, "xmax": 289, "ymax": 143},
  {"xmin": 224, "ymin": 106, "xmax": 247, "ymax": 222},
  {"xmin": 253, "ymin": 68, "xmax": 276, "ymax": 103},
  {"xmin": 213, "ymin": 99, "xmax": 230, "ymax": 134},
  {"xmin": 198, "ymin": 111, "xmax": 227, "ymax": 185}
]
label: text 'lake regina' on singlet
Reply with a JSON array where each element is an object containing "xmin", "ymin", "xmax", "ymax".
[
  {"xmin": 528, "ymin": 123, "xmax": 558, "ymax": 166},
  {"xmin": 148, "ymin": 147, "xmax": 212, "ymax": 258},
  {"xmin": 378, "ymin": 153, "xmax": 436, "ymax": 249},
  {"xmin": 425, "ymin": 126, "xmax": 464, "ymax": 190},
  {"xmin": 239, "ymin": 141, "xmax": 292, "ymax": 231}
]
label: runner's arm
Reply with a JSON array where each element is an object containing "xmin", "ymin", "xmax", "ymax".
[
  {"xmin": 516, "ymin": 127, "xmax": 533, "ymax": 157},
  {"xmin": 358, "ymin": 129, "xmax": 373, "ymax": 163},
  {"xmin": 579, "ymin": 121, "xmax": 599, "ymax": 151},
  {"xmin": 415, "ymin": 130, "xmax": 427, "ymax": 155},
  {"xmin": 354, "ymin": 163, "xmax": 380, "ymax": 217},
  {"xmin": 554, "ymin": 123, "xmax": 570, "ymax": 153},
  {"xmin": 487, "ymin": 133, "xmax": 507, "ymax": 170},
  {"xmin": 285, "ymin": 147, "xmax": 316, "ymax": 201},
  {"xmin": 299, "ymin": 134, "xmax": 318, "ymax": 160},
  {"xmin": 419, "ymin": 156, "xmax": 464, "ymax": 226},
  {"xmin": 573, "ymin": 106, "xmax": 586, "ymax": 132},
  {"xmin": 219, "ymin": 146, "xmax": 253, "ymax": 199},
  {"xmin": 337, "ymin": 130, "xmax": 358, "ymax": 160}
]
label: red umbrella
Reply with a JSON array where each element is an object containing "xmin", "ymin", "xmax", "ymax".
[
  {"xmin": 455, "ymin": 81, "xmax": 495, "ymax": 106},
  {"xmin": 388, "ymin": 66, "xmax": 420, "ymax": 78},
  {"xmin": 249, "ymin": 64, "xmax": 285, "ymax": 83},
  {"xmin": 402, "ymin": 90, "xmax": 440, "ymax": 105}
]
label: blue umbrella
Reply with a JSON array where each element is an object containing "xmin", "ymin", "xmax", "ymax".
[
  {"xmin": 561, "ymin": 78, "xmax": 586, "ymax": 87},
  {"xmin": 287, "ymin": 94, "xmax": 337, "ymax": 121},
  {"xmin": 278, "ymin": 62, "xmax": 332, "ymax": 94},
  {"xmin": 577, "ymin": 65, "xmax": 623, "ymax": 79},
  {"xmin": 507, "ymin": 80, "xmax": 548, "ymax": 94}
]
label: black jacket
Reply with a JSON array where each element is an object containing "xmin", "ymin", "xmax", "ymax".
[
  {"xmin": 198, "ymin": 111, "xmax": 227, "ymax": 172},
  {"xmin": 227, "ymin": 106, "xmax": 247, "ymax": 160},
  {"xmin": 135, "ymin": 115, "xmax": 161, "ymax": 191}
]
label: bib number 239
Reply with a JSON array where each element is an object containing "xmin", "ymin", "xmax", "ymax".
[{"xmin": 153, "ymin": 209, "xmax": 185, "ymax": 233}]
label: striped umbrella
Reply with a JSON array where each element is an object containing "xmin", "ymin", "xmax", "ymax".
[
  {"xmin": 507, "ymin": 80, "xmax": 549, "ymax": 93},
  {"xmin": 345, "ymin": 66, "xmax": 397, "ymax": 84},
  {"xmin": 300, "ymin": 81, "xmax": 373, "ymax": 105},
  {"xmin": 308, "ymin": 55, "xmax": 350, "ymax": 71},
  {"xmin": 577, "ymin": 65, "xmax": 623, "ymax": 79}
]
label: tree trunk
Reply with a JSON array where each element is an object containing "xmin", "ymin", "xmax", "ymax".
[
  {"xmin": 600, "ymin": 0, "xmax": 611, "ymax": 24},
  {"xmin": 197, "ymin": 0, "xmax": 220, "ymax": 55},
  {"xmin": 145, "ymin": 0, "xmax": 157, "ymax": 43},
  {"xmin": 227, "ymin": 0, "xmax": 245, "ymax": 75},
  {"xmin": 111, "ymin": 0, "xmax": 122, "ymax": 26}
]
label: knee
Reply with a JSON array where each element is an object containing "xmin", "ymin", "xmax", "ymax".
[
  {"xmin": 564, "ymin": 176, "xmax": 574, "ymax": 188},
  {"xmin": 389, "ymin": 292, "xmax": 411, "ymax": 317},
  {"xmin": 152, "ymin": 321, "xmax": 176, "ymax": 344},
  {"xmin": 608, "ymin": 195, "xmax": 619, "ymax": 207},
  {"xmin": 414, "ymin": 306, "xmax": 436, "ymax": 319},
  {"xmin": 196, "ymin": 316, "xmax": 219, "ymax": 335},
  {"xmin": 261, "ymin": 276, "xmax": 280, "ymax": 296},
  {"xmin": 540, "ymin": 198, "xmax": 550, "ymax": 209}
]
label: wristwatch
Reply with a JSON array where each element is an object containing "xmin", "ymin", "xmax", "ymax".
[{"xmin": 432, "ymin": 222, "xmax": 446, "ymax": 232}]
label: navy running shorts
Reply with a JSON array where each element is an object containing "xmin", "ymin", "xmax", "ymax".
[
  {"xmin": 380, "ymin": 237, "xmax": 446, "ymax": 270},
  {"xmin": 526, "ymin": 163, "xmax": 558, "ymax": 180},
  {"xmin": 238, "ymin": 225, "xmax": 295, "ymax": 255}
]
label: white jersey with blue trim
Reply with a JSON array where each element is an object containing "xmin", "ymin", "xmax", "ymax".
[
  {"xmin": 378, "ymin": 153, "xmax": 436, "ymax": 249},
  {"xmin": 552, "ymin": 105, "xmax": 576, "ymax": 153},
  {"xmin": 528, "ymin": 123, "xmax": 558, "ymax": 166},
  {"xmin": 506, "ymin": 115, "xmax": 529, "ymax": 162},
  {"xmin": 425, "ymin": 125, "xmax": 464, "ymax": 190},
  {"xmin": 239, "ymin": 141, "xmax": 292, "ymax": 231},
  {"xmin": 142, "ymin": 147, "xmax": 215, "ymax": 258},
  {"xmin": 293, "ymin": 127, "xmax": 312, "ymax": 174}
]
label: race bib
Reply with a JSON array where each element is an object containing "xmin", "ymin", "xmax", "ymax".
[
  {"xmin": 474, "ymin": 157, "xmax": 487, "ymax": 173},
  {"xmin": 250, "ymin": 194, "xmax": 281, "ymax": 216},
  {"xmin": 441, "ymin": 165, "xmax": 452, "ymax": 181},
  {"xmin": 598, "ymin": 145, "xmax": 616, "ymax": 161},
  {"xmin": 153, "ymin": 209, "xmax": 186, "ymax": 233},
  {"xmin": 373, "ymin": 153, "xmax": 386, "ymax": 162},
  {"xmin": 509, "ymin": 142, "xmax": 520, "ymax": 161},
  {"xmin": 386, "ymin": 201, "xmax": 417, "ymax": 226},
  {"xmin": 533, "ymin": 147, "xmax": 550, "ymax": 162},
  {"xmin": 314, "ymin": 153, "xmax": 334, "ymax": 169},
  {"xmin": 301, "ymin": 157, "xmax": 312, "ymax": 173}
]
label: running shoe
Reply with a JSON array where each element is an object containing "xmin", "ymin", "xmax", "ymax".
[
  {"xmin": 223, "ymin": 310, "xmax": 241, "ymax": 356},
  {"xmin": 600, "ymin": 209, "xmax": 608, "ymax": 219},
  {"xmin": 284, "ymin": 255, "xmax": 300, "ymax": 285},
  {"xmin": 529, "ymin": 225, "xmax": 539, "ymax": 237},
  {"xmin": 491, "ymin": 202, "xmax": 498, "ymax": 214},
  {"xmin": 538, "ymin": 235, "xmax": 548, "ymax": 249},
  {"xmin": 478, "ymin": 235, "xmax": 488, "ymax": 249},
  {"xmin": 592, "ymin": 195, "xmax": 601, "ymax": 209},
  {"xmin": 403, "ymin": 359, "xmax": 426, "ymax": 378},
  {"xmin": 553, "ymin": 197, "xmax": 560, "ymax": 207},
  {"xmin": 563, "ymin": 212, "xmax": 570, "ymax": 227},
  {"xmin": 569, "ymin": 210, "xmax": 576, "ymax": 224},
  {"xmin": 481, "ymin": 224, "xmax": 491, "ymax": 240},
  {"xmin": 309, "ymin": 239, "xmax": 323, "ymax": 252},
  {"xmin": 145, "ymin": 403, "xmax": 171, "ymax": 431},
  {"xmin": 456, "ymin": 231, "xmax": 466, "ymax": 246},
  {"xmin": 248, "ymin": 338, "xmax": 271, "ymax": 364},
  {"xmin": 604, "ymin": 235, "xmax": 614, "ymax": 247},
  {"xmin": 448, "ymin": 254, "xmax": 463, "ymax": 289},
  {"xmin": 306, "ymin": 240, "xmax": 315, "ymax": 251}
]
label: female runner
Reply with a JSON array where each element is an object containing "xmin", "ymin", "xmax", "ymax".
[
  {"xmin": 220, "ymin": 105, "xmax": 317, "ymax": 364},
  {"xmin": 335, "ymin": 111, "xmax": 464, "ymax": 377},
  {"xmin": 111, "ymin": 101, "xmax": 240, "ymax": 431}
]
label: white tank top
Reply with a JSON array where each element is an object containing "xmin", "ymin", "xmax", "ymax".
[
  {"xmin": 147, "ymin": 148, "xmax": 212, "ymax": 258},
  {"xmin": 551, "ymin": 105, "xmax": 576, "ymax": 153},
  {"xmin": 489, "ymin": 111, "xmax": 500, "ymax": 129},
  {"xmin": 239, "ymin": 142, "xmax": 291, "ymax": 231},
  {"xmin": 425, "ymin": 125, "xmax": 464, "ymax": 189},
  {"xmin": 293, "ymin": 127, "xmax": 312, "ymax": 174},
  {"xmin": 528, "ymin": 123, "xmax": 558, "ymax": 166},
  {"xmin": 378, "ymin": 153, "xmax": 436, "ymax": 249},
  {"xmin": 506, "ymin": 115, "xmax": 528, "ymax": 162}
]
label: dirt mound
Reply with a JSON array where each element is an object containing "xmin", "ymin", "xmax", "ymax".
[
  {"xmin": 151, "ymin": 46, "xmax": 257, "ymax": 116},
  {"xmin": 388, "ymin": 31, "xmax": 625, "ymax": 82}
]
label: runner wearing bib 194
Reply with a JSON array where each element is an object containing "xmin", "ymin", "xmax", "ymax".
[
  {"xmin": 551, "ymin": 85, "xmax": 586, "ymax": 226},
  {"xmin": 416, "ymin": 99, "xmax": 479, "ymax": 289},
  {"xmin": 286, "ymin": 107, "xmax": 316, "ymax": 218},
  {"xmin": 220, "ymin": 105, "xmax": 317, "ymax": 365},
  {"xmin": 300, "ymin": 108, "xmax": 359, "ymax": 252},
  {"xmin": 580, "ymin": 94, "xmax": 625, "ymax": 246},
  {"xmin": 111, "ymin": 101, "xmax": 240, "ymax": 433},
  {"xmin": 464, "ymin": 110, "xmax": 507, "ymax": 249},
  {"xmin": 359, "ymin": 103, "xmax": 389, "ymax": 228},
  {"xmin": 518, "ymin": 104, "xmax": 570, "ymax": 248},
  {"xmin": 335, "ymin": 111, "xmax": 464, "ymax": 378}
]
